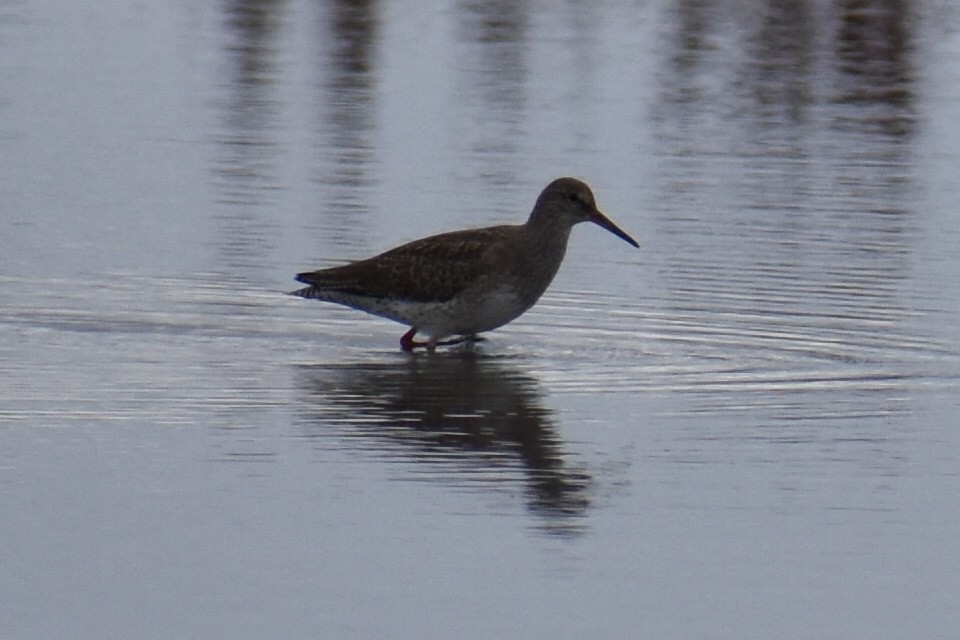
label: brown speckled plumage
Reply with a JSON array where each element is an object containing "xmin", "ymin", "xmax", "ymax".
[{"xmin": 291, "ymin": 177, "xmax": 639, "ymax": 351}]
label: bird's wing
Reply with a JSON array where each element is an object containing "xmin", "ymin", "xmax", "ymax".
[{"xmin": 295, "ymin": 226, "xmax": 514, "ymax": 303}]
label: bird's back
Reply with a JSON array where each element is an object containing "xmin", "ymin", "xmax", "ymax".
[{"xmin": 292, "ymin": 224, "xmax": 522, "ymax": 304}]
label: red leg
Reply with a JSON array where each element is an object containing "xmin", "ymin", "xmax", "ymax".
[
  {"xmin": 400, "ymin": 327, "xmax": 419, "ymax": 351},
  {"xmin": 400, "ymin": 328, "xmax": 448, "ymax": 352}
]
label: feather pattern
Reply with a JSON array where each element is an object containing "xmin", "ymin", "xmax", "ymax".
[{"xmin": 290, "ymin": 177, "xmax": 638, "ymax": 350}]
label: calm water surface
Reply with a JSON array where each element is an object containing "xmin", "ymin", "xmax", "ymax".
[{"xmin": 2, "ymin": 1, "xmax": 959, "ymax": 638}]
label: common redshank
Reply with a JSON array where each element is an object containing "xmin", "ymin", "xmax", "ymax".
[{"xmin": 290, "ymin": 177, "xmax": 639, "ymax": 351}]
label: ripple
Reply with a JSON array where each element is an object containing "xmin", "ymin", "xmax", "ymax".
[
  {"xmin": 2, "ymin": 271, "xmax": 957, "ymax": 425},
  {"xmin": 507, "ymin": 284, "xmax": 959, "ymax": 408}
]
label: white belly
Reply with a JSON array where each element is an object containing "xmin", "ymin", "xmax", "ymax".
[{"xmin": 384, "ymin": 285, "xmax": 531, "ymax": 340}]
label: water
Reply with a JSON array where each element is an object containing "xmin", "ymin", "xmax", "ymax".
[{"xmin": 2, "ymin": 1, "xmax": 960, "ymax": 638}]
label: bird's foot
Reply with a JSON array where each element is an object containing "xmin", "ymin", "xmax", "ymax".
[
  {"xmin": 400, "ymin": 329, "xmax": 484, "ymax": 352},
  {"xmin": 400, "ymin": 327, "xmax": 433, "ymax": 352}
]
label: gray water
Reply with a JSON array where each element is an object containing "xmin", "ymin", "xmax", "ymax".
[{"xmin": 3, "ymin": 1, "xmax": 960, "ymax": 638}]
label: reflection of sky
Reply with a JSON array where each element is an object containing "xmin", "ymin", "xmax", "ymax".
[
  {"xmin": 1, "ymin": 2, "xmax": 954, "ymax": 278},
  {"xmin": 0, "ymin": 3, "xmax": 214, "ymax": 277}
]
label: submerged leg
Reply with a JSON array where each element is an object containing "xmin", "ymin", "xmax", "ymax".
[
  {"xmin": 402, "ymin": 330, "xmax": 484, "ymax": 352},
  {"xmin": 435, "ymin": 335, "xmax": 486, "ymax": 347}
]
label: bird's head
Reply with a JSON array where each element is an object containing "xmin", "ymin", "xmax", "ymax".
[{"xmin": 530, "ymin": 177, "xmax": 639, "ymax": 248}]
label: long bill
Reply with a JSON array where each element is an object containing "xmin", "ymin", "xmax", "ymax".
[{"xmin": 589, "ymin": 209, "xmax": 640, "ymax": 248}]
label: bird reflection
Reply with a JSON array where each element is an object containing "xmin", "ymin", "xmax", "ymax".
[{"xmin": 295, "ymin": 352, "xmax": 590, "ymax": 535}]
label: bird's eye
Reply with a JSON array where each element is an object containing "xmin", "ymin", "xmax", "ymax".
[{"xmin": 567, "ymin": 193, "xmax": 580, "ymax": 203}]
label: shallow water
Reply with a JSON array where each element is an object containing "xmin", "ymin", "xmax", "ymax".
[{"xmin": 3, "ymin": 1, "xmax": 960, "ymax": 638}]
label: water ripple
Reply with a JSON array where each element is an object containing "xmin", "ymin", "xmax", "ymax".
[{"xmin": 2, "ymin": 272, "xmax": 956, "ymax": 420}]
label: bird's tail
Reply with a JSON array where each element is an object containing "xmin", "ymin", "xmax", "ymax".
[{"xmin": 288, "ymin": 285, "xmax": 325, "ymax": 300}]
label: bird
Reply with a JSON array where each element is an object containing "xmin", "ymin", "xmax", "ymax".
[{"xmin": 290, "ymin": 177, "xmax": 639, "ymax": 351}]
